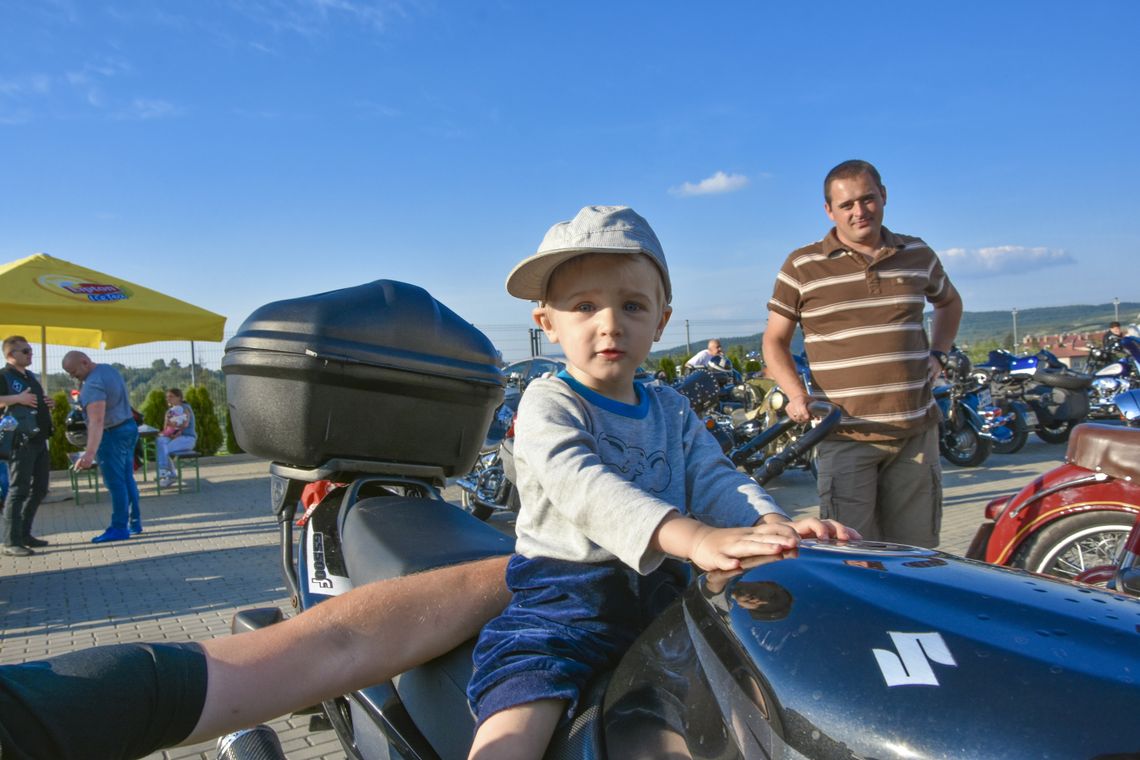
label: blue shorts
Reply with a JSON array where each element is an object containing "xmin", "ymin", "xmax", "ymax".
[{"xmin": 467, "ymin": 553, "xmax": 687, "ymax": 725}]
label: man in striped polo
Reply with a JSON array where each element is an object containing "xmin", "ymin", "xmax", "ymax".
[{"xmin": 762, "ymin": 160, "xmax": 962, "ymax": 547}]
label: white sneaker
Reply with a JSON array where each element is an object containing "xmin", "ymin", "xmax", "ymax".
[{"xmin": 159, "ymin": 476, "xmax": 177, "ymax": 488}]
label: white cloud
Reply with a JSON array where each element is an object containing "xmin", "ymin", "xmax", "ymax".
[
  {"xmin": 941, "ymin": 245, "xmax": 1075, "ymax": 277},
  {"xmin": 670, "ymin": 171, "xmax": 750, "ymax": 197},
  {"xmin": 232, "ymin": 0, "xmax": 413, "ymax": 36},
  {"xmin": 117, "ymin": 98, "xmax": 182, "ymax": 120}
]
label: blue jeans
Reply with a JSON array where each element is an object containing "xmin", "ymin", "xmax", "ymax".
[
  {"xmin": 97, "ymin": 420, "xmax": 141, "ymax": 530},
  {"xmin": 0, "ymin": 463, "xmax": 8, "ymax": 504},
  {"xmin": 156, "ymin": 434, "xmax": 196, "ymax": 477}
]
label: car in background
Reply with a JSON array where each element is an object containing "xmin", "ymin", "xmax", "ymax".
[{"xmin": 502, "ymin": 357, "xmax": 564, "ymax": 390}]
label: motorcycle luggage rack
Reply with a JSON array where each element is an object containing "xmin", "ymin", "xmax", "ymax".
[{"xmin": 269, "ymin": 458, "xmax": 448, "ymax": 484}]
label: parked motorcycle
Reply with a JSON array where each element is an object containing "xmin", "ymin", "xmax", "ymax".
[
  {"xmin": 934, "ymin": 348, "xmax": 1013, "ymax": 467},
  {"xmin": 671, "ymin": 369, "xmax": 837, "ymax": 484},
  {"xmin": 64, "ymin": 389, "xmax": 86, "ymax": 447},
  {"xmin": 975, "ymin": 347, "xmax": 1092, "ymax": 444},
  {"xmin": 733, "ymin": 352, "xmax": 822, "ymax": 479},
  {"xmin": 223, "ymin": 281, "xmax": 1140, "ymax": 759},
  {"xmin": 967, "ymin": 392, "xmax": 1140, "ymax": 582},
  {"xmin": 1086, "ymin": 335, "xmax": 1140, "ymax": 419},
  {"xmin": 454, "ymin": 395, "xmax": 519, "ymax": 520}
]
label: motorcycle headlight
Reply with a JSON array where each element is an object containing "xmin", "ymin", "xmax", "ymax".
[{"xmin": 769, "ymin": 390, "xmax": 787, "ymax": 411}]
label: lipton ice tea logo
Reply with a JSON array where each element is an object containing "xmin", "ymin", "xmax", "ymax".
[{"xmin": 36, "ymin": 274, "xmax": 132, "ymax": 303}]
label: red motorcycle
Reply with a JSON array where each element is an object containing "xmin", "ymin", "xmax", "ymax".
[{"xmin": 967, "ymin": 398, "xmax": 1140, "ymax": 583}]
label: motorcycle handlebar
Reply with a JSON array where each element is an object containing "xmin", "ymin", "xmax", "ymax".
[{"xmin": 733, "ymin": 400, "xmax": 841, "ymax": 486}]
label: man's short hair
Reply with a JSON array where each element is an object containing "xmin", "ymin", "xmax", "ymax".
[
  {"xmin": 824, "ymin": 160, "xmax": 883, "ymax": 204},
  {"xmin": 2, "ymin": 335, "xmax": 28, "ymax": 358},
  {"xmin": 1110, "ymin": 321, "xmax": 1121, "ymax": 329},
  {"xmin": 167, "ymin": 387, "xmax": 184, "ymax": 400}
]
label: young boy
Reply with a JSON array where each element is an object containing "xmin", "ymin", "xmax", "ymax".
[{"xmin": 466, "ymin": 206, "xmax": 856, "ymax": 758}]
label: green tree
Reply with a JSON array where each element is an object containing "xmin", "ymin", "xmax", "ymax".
[
  {"xmin": 184, "ymin": 386, "xmax": 223, "ymax": 455},
  {"xmin": 657, "ymin": 356, "xmax": 676, "ymax": 382},
  {"xmin": 48, "ymin": 390, "xmax": 81, "ymax": 470},
  {"xmin": 726, "ymin": 345, "xmax": 745, "ymax": 372},
  {"xmin": 140, "ymin": 388, "xmax": 168, "ymax": 430}
]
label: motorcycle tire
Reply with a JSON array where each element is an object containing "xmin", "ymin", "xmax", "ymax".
[
  {"xmin": 940, "ymin": 425, "xmax": 992, "ymax": 467},
  {"xmin": 1035, "ymin": 419, "xmax": 1076, "ymax": 444},
  {"xmin": 460, "ymin": 490, "xmax": 494, "ymax": 521},
  {"xmin": 993, "ymin": 412, "xmax": 1028, "ymax": 455},
  {"xmin": 1012, "ymin": 510, "xmax": 1136, "ymax": 582}
]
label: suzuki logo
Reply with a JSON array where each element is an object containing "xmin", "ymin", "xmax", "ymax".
[{"xmin": 873, "ymin": 631, "xmax": 957, "ymax": 687}]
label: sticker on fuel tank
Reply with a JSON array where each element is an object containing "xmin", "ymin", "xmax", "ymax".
[{"xmin": 873, "ymin": 631, "xmax": 957, "ymax": 687}]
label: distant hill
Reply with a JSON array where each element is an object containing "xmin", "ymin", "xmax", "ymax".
[{"xmin": 651, "ymin": 301, "xmax": 1140, "ymax": 363}]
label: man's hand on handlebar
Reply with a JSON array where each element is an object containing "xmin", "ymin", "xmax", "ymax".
[{"xmin": 786, "ymin": 393, "xmax": 812, "ymax": 424}]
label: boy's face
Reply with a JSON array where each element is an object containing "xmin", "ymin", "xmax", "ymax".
[{"xmin": 534, "ymin": 253, "xmax": 671, "ymax": 402}]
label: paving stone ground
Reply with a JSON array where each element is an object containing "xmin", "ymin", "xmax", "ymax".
[{"xmin": 0, "ymin": 439, "xmax": 1066, "ymax": 758}]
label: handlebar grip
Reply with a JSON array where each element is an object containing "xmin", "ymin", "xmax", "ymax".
[{"xmin": 216, "ymin": 725, "xmax": 287, "ymax": 760}]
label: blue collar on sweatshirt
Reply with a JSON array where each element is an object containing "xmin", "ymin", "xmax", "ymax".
[{"xmin": 557, "ymin": 370, "xmax": 649, "ymax": 419}]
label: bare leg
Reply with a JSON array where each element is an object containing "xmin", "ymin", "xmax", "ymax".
[
  {"xmin": 468, "ymin": 699, "xmax": 566, "ymax": 760},
  {"xmin": 183, "ymin": 555, "xmax": 510, "ymax": 745}
]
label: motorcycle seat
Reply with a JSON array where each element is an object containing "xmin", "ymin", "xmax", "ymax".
[
  {"xmin": 341, "ymin": 495, "xmax": 512, "ymax": 584},
  {"xmin": 1033, "ymin": 368, "xmax": 1093, "ymax": 390},
  {"xmin": 1066, "ymin": 423, "xmax": 1140, "ymax": 482}
]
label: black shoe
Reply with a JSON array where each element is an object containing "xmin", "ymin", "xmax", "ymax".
[
  {"xmin": 23, "ymin": 536, "xmax": 49, "ymax": 548},
  {"xmin": 2, "ymin": 545, "xmax": 34, "ymax": 557}
]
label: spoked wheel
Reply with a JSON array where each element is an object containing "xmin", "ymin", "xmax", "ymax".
[
  {"xmin": 1035, "ymin": 419, "xmax": 1076, "ymax": 444},
  {"xmin": 1013, "ymin": 511, "xmax": 1135, "ymax": 581},
  {"xmin": 940, "ymin": 424, "xmax": 992, "ymax": 467}
]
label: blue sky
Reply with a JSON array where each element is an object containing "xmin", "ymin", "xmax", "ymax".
[{"xmin": 2, "ymin": 1, "xmax": 1138, "ymax": 361}]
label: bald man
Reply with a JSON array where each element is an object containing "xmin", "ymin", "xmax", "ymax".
[{"xmin": 62, "ymin": 351, "xmax": 141, "ymax": 542}]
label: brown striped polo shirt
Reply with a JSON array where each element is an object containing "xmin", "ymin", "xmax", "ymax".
[{"xmin": 767, "ymin": 226, "xmax": 958, "ymax": 441}]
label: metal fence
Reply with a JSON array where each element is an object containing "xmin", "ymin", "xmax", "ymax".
[{"xmin": 25, "ymin": 316, "xmax": 765, "ymax": 402}]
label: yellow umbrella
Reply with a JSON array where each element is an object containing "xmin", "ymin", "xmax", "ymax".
[{"xmin": 0, "ymin": 252, "xmax": 225, "ymax": 349}]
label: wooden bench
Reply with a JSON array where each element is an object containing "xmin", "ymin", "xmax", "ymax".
[
  {"xmin": 156, "ymin": 450, "xmax": 201, "ymax": 494},
  {"xmin": 67, "ymin": 452, "xmax": 101, "ymax": 504}
]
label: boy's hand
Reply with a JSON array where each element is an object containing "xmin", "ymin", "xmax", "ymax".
[
  {"xmin": 771, "ymin": 515, "xmax": 862, "ymax": 542},
  {"xmin": 688, "ymin": 523, "xmax": 799, "ymax": 572}
]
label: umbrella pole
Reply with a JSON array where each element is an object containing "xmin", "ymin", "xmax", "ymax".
[{"xmin": 40, "ymin": 326, "xmax": 47, "ymax": 393}]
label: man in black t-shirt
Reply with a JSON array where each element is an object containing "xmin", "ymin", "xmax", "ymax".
[
  {"xmin": 0, "ymin": 335, "xmax": 55, "ymax": 556},
  {"xmin": 1103, "ymin": 321, "xmax": 1124, "ymax": 354}
]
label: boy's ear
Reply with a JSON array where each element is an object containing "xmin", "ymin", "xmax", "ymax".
[
  {"xmin": 532, "ymin": 306, "xmax": 560, "ymax": 343},
  {"xmin": 654, "ymin": 305, "xmax": 673, "ymax": 342}
]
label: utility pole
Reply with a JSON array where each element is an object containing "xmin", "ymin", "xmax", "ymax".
[
  {"xmin": 529, "ymin": 328, "xmax": 542, "ymax": 357},
  {"xmin": 684, "ymin": 319, "xmax": 692, "ymax": 357},
  {"xmin": 1011, "ymin": 307, "xmax": 1019, "ymax": 349},
  {"xmin": 1114, "ymin": 296, "xmax": 1120, "ymax": 323}
]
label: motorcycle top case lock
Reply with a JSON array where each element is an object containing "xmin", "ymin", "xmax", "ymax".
[{"xmin": 222, "ymin": 280, "xmax": 504, "ymax": 477}]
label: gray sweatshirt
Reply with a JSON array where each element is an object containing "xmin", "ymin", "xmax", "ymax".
[{"xmin": 513, "ymin": 373, "xmax": 786, "ymax": 575}]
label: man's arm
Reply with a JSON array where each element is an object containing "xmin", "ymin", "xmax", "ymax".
[
  {"xmin": 762, "ymin": 311, "xmax": 811, "ymax": 423},
  {"xmin": 0, "ymin": 389, "xmax": 38, "ymax": 408},
  {"xmin": 76, "ymin": 400, "xmax": 106, "ymax": 469},
  {"xmin": 185, "ymin": 555, "xmax": 511, "ymax": 744},
  {"xmin": 928, "ymin": 289, "xmax": 963, "ymax": 381}
]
